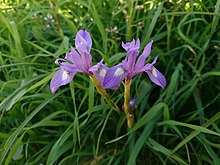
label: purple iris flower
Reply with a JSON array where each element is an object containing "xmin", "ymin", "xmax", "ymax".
[
  {"xmin": 102, "ymin": 39, "xmax": 166, "ymax": 89},
  {"xmin": 50, "ymin": 30, "xmax": 107, "ymax": 93}
]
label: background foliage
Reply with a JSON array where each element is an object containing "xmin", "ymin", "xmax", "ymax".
[{"xmin": 0, "ymin": 0, "xmax": 220, "ymax": 164}]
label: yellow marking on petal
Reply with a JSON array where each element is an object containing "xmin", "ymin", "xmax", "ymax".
[
  {"xmin": 62, "ymin": 70, "xmax": 69, "ymax": 80},
  {"xmin": 114, "ymin": 68, "xmax": 125, "ymax": 77},
  {"xmin": 152, "ymin": 67, "xmax": 157, "ymax": 77},
  {"xmin": 99, "ymin": 68, "xmax": 106, "ymax": 77}
]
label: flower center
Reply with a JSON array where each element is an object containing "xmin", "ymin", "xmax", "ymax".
[
  {"xmin": 62, "ymin": 70, "xmax": 69, "ymax": 80},
  {"xmin": 152, "ymin": 67, "xmax": 157, "ymax": 77},
  {"xmin": 99, "ymin": 68, "xmax": 106, "ymax": 77},
  {"xmin": 114, "ymin": 67, "xmax": 125, "ymax": 77}
]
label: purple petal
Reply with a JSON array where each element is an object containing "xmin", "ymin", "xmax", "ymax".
[
  {"xmin": 81, "ymin": 52, "xmax": 92, "ymax": 71},
  {"xmin": 122, "ymin": 39, "xmax": 140, "ymax": 52},
  {"xmin": 65, "ymin": 48, "xmax": 84, "ymax": 71},
  {"xmin": 89, "ymin": 59, "xmax": 108, "ymax": 83},
  {"xmin": 74, "ymin": 30, "xmax": 92, "ymax": 70},
  {"xmin": 102, "ymin": 64, "xmax": 127, "ymax": 90},
  {"xmin": 144, "ymin": 65, "xmax": 166, "ymax": 88},
  {"xmin": 124, "ymin": 48, "xmax": 139, "ymax": 72},
  {"xmin": 122, "ymin": 42, "xmax": 131, "ymax": 51},
  {"xmin": 75, "ymin": 30, "xmax": 92, "ymax": 53},
  {"xmin": 89, "ymin": 59, "xmax": 104, "ymax": 72},
  {"xmin": 50, "ymin": 69, "xmax": 76, "ymax": 93},
  {"xmin": 151, "ymin": 55, "xmax": 158, "ymax": 65},
  {"xmin": 59, "ymin": 62, "xmax": 80, "ymax": 72},
  {"xmin": 135, "ymin": 40, "xmax": 153, "ymax": 71}
]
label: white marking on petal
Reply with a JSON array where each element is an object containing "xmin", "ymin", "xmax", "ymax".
[
  {"xmin": 152, "ymin": 67, "xmax": 157, "ymax": 77},
  {"xmin": 99, "ymin": 68, "xmax": 106, "ymax": 77},
  {"xmin": 114, "ymin": 68, "xmax": 125, "ymax": 77},
  {"xmin": 62, "ymin": 70, "xmax": 69, "ymax": 80}
]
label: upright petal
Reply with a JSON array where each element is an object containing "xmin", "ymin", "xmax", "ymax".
[
  {"xmin": 75, "ymin": 30, "xmax": 92, "ymax": 53},
  {"xmin": 125, "ymin": 48, "xmax": 139, "ymax": 72},
  {"xmin": 75, "ymin": 30, "xmax": 92, "ymax": 70},
  {"xmin": 135, "ymin": 40, "xmax": 153, "ymax": 71},
  {"xmin": 80, "ymin": 52, "xmax": 92, "ymax": 71},
  {"xmin": 143, "ymin": 64, "xmax": 166, "ymax": 88},
  {"xmin": 50, "ymin": 69, "xmax": 76, "ymax": 93},
  {"xmin": 122, "ymin": 39, "xmax": 140, "ymax": 78},
  {"xmin": 102, "ymin": 64, "xmax": 127, "ymax": 90}
]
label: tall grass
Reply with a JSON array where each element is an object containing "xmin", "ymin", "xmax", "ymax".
[{"xmin": 0, "ymin": 0, "xmax": 220, "ymax": 164}]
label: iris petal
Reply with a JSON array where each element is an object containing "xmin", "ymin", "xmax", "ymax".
[
  {"xmin": 50, "ymin": 69, "xmax": 76, "ymax": 93},
  {"xmin": 74, "ymin": 30, "xmax": 92, "ymax": 70},
  {"xmin": 65, "ymin": 48, "xmax": 84, "ymax": 71},
  {"xmin": 89, "ymin": 59, "xmax": 108, "ymax": 84},
  {"xmin": 102, "ymin": 64, "xmax": 127, "ymax": 90},
  {"xmin": 144, "ymin": 65, "xmax": 166, "ymax": 88},
  {"xmin": 75, "ymin": 30, "xmax": 92, "ymax": 53},
  {"xmin": 135, "ymin": 40, "xmax": 153, "ymax": 72}
]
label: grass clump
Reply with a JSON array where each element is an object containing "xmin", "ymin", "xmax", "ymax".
[{"xmin": 0, "ymin": 0, "xmax": 220, "ymax": 164}]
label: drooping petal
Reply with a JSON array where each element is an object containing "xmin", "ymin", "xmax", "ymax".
[
  {"xmin": 144, "ymin": 65, "xmax": 166, "ymax": 88},
  {"xmin": 50, "ymin": 69, "xmax": 76, "ymax": 93},
  {"xmin": 135, "ymin": 40, "xmax": 153, "ymax": 72},
  {"xmin": 65, "ymin": 48, "xmax": 84, "ymax": 71},
  {"xmin": 102, "ymin": 64, "xmax": 127, "ymax": 90},
  {"xmin": 89, "ymin": 59, "xmax": 108, "ymax": 84}
]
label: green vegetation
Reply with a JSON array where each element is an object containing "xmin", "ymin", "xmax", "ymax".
[{"xmin": 0, "ymin": 0, "xmax": 220, "ymax": 164}]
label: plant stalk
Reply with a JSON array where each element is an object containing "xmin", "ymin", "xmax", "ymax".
[
  {"xmin": 123, "ymin": 79, "xmax": 134, "ymax": 128},
  {"xmin": 89, "ymin": 75, "xmax": 120, "ymax": 113}
]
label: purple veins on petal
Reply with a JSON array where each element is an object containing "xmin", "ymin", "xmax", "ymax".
[
  {"xmin": 50, "ymin": 69, "xmax": 76, "ymax": 94},
  {"xmin": 59, "ymin": 62, "xmax": 79, "ymax": 72},
  {"xmin": 65, "ymin": 48, "xmax": 84, "ymax": 71},
  {"xmin": 102, "ymin": 64, "xmax": 127, "ymax": 90}
]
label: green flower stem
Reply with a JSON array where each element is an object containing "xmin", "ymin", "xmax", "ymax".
[
  {"xmin": 123, "ymin": 80, "xmax": 134, "ymax": 128},
  {"xmin": 89, "ymin": 75, "xmax": 120, "ymax": 113}
]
